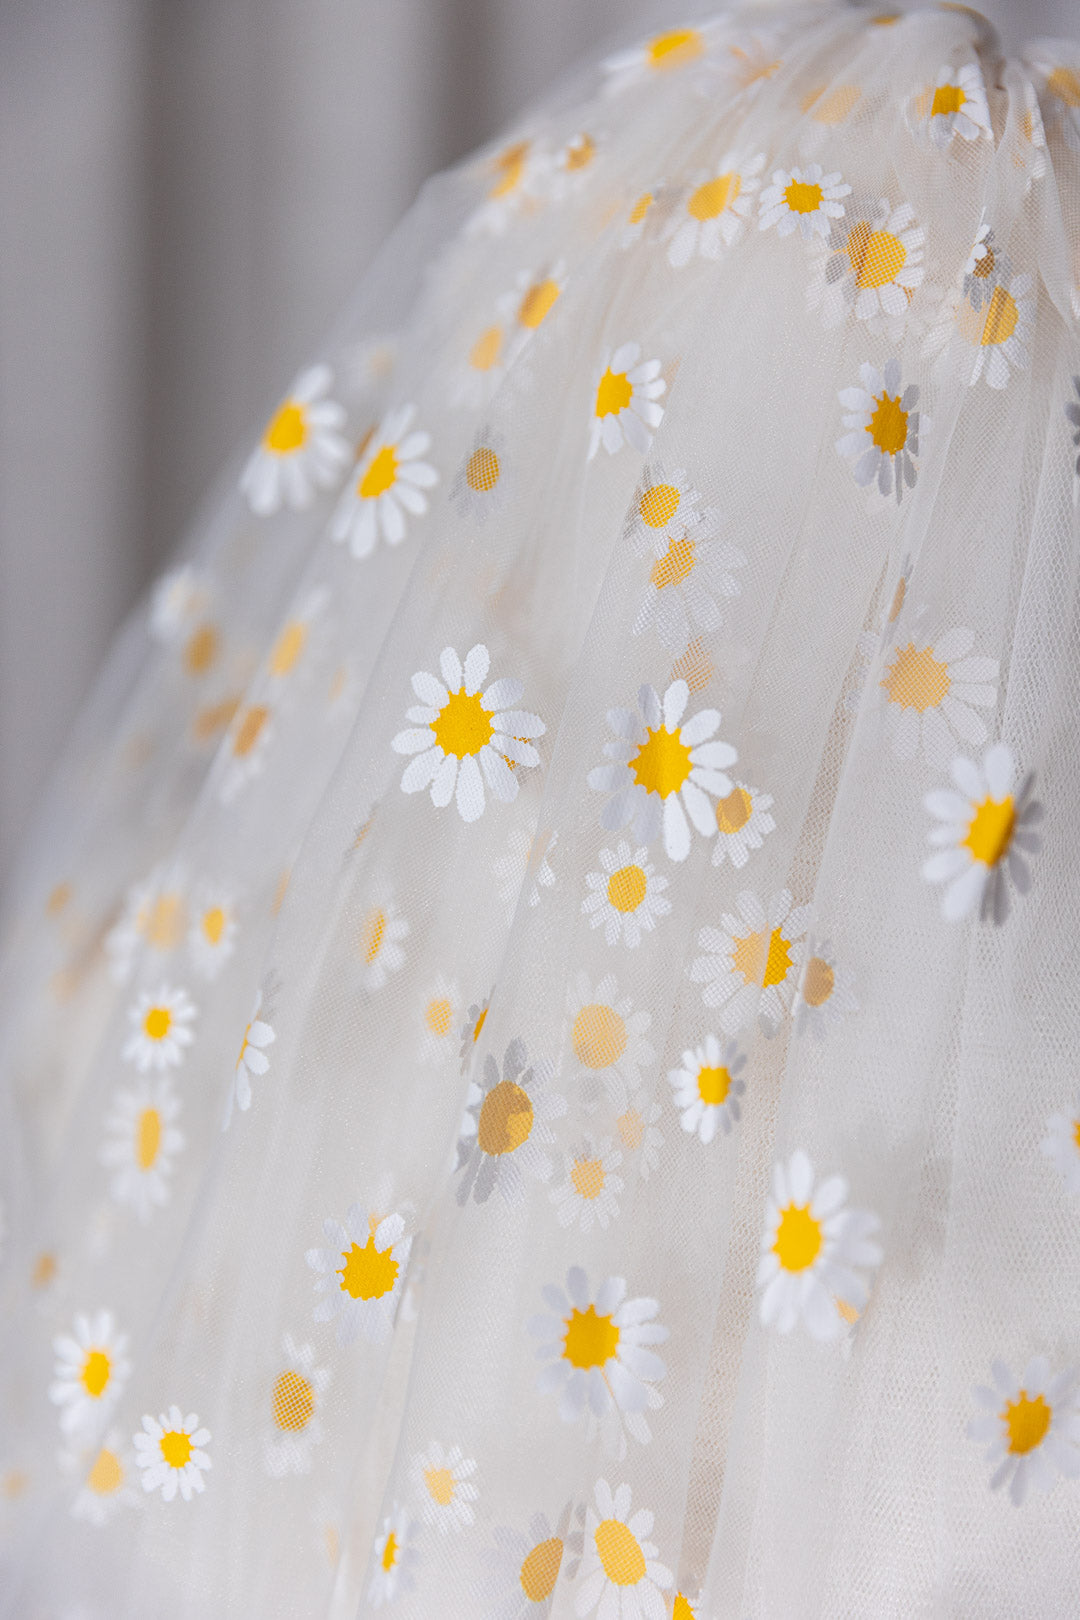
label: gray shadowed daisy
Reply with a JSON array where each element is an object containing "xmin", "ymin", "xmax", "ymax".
[
  {"xmin": 837, "ymin": 358, "xmax": 923, "ymax": 504},
  {"xmin": 582, "ymin": 841, "xmax": 670, "ymax": 948},
  {"xmin": 356, "ymin": 892, "xmax": 409, "ymax": 993},
  {"xmin": 263, "ymin": 1333, "xmax": 331, "ymax": 1478},
  {"xmin": 449, "ymin": 426, "xmax": 511, "ymax": 524},
  {"xmin": 710, "ymin": 780, "xmax": 776, "ymax": 870},
  {"xmin": 607, "ymin": 1076, "xmax": 664, "ymax": 1179},
  {"xmin": 690, "ymin": 889, "xmax": 811, "ymax": 1036},
  {"xmin": 923, "ymin": 743, "xmax": 1042, "ymax": 924},
  {"xmin": 968, "ymin": 1357, "xmax": 1080, "ymax": 1505},
  {"xmin": 460, "ymin": 991, "xmax": 492, "ymax": 1073},
  {"xmin": 456, "ymin": 1037, "xmax": 566, "ymax": 1205},
  {"xmin": 477, "ymin": 1501, "xmax": 584, "ymax": 1619},
  {"xmin": 806, "ymin": 196, "xmax": 925, "ymax": 332},
  {"xmin": 668, "ymin": 1034, "xmax": 746, "ymax": 1144},
  {"xmin": 305, "ymin": 1178, "xmax": 412, "ymax": 1346},
  {"xmin": 917, "ymin": 61, "xmax": 991, "ymax": 148}
]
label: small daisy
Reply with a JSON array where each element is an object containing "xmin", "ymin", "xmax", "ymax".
[
  {"xmin": 498, "ymin": 262, "xmax": 567, "ymax": 365},
  {"xmin": 453, "ymin": 316, "xmax": 509, "ymax": 409},
  {"xmin": 691, "ymin": 889, "xmax": 811, "ymax": 1036},
  {"xmin": 71, "ymin": 1431, "xmax": 139, "ymax": 1525},
  {"xmin": 449, "ymin": 426, "xmax": 510, "ymax": 524},
  {"xmin": 808, "ymin": 198, "xmax": 925, "ymax": 329},
  {"xmin": 478, "ymin": 1503, "xmax": 583, "ymax": 1618},
  {"xmin": 968, "ymin": 1357, "xmax": 1080, "ymax": 1505},
  {"xmin": 550, "ymin": 1137, "xmax": 624, "ymax": 1232},
  {"xmin": 588, "ymin": 342, "xmax": 666, "ymax": 459},
  {"xmin": 306, "ymin": 1187, "xmax": 412, "ymax": 1345},
  {"xmin": 418, "ymin": 974, "xmax": 460, "ymax": 1066},
  {"xmin": 460, "ymin": 992, "xmax": 492, "ymax": 1072},
  {"xmin": 105, "ymin": 870, "xmax": 187, "ymax": 984},
  {"xmin": 919, "ymin": 63, "xmax": 992, "ymax": 148},
  {"xmin": 149, "ymin": 566, "xmax": 208, "ymax": 644},
  {"xmin": 1042, "ymin": 1097, "xmax": 1080, "ymax": 1195},
  {"xmin": 792, "ymin": 941, "xmax": 859, "ymax": 1039},
  {"xmin": 756, "ymin": 1149, "xmax": 883, "ymax": 1340},
  {"xmin": 663, "ymin": 152, "xmax": 764, "ymax": 267},
  {"xmin": 620, "ymin": 187, "xmax": 659, "ymax": 248},
  {"xmin": 239, "ymin": 364, "xmax": 349, "ymax": 515},
  {"xmin": 357, "ymin": 894, "xmax": 409, "ymax": 992},
  {"xmin": 629, "ymin": 472, "xmax": 746, "ymax": 654},
  {"xmin": 529, "ymin": 1268, "xmax": 667, "ymax": 1450},
  {"xmin": 493, "ymin": 825, "xmax": 558, "ymax": 922},
  {"xmin": 961, "ymin": 271, "xmax": 1036, "ymax": 390},
  {"xmin": 411, "ymin": 1441, "xmax": 478, "ymax": 1535},
  {"xmin": 100, "ymin": 1074, "xmax": 184, "ymax": 1222},
  {"xmin": 576, "ymin": 1479, "xmax": 673, "ymax": 1618},
  {"xmin": 133, "ymin": 1407, "xmax": 211, "ymax": 1502},
  {"xmin": 121, "ymin": 984, "xmax": 196, "ymax": 1073},
  {"xmin": 542, "ymin": 131, "xmax": 599, "ymax": 200},
  {"xmin": 50, "ymin": 1311, "xmax": 131, "ymax": 1439},
  {"xmin": 456, "ymin": 1037, "xmax": 566, "ymax": 1205},
  {"xmin": 568, "ymin": 972, "xmax": 655, "ymax": 1092},
  {"xmin": 219, "ymin": 701, "xmax": 275, "ymax": 803},
  {"xmin": 224, "ymin": 990, "xmax": 276, "ymax": 1126},
  {"xmin": 588, "ymin": 678, "xmax": 738, "ymax": 862},
  {"xmin": 263, "ymin": 1333, "xmax": 330, "ymax": 1478},
  {"xmin": 467, "ymin": 137, "xmax": 544, "ymax": 236},
  {"xmin": 266, "ymin": 586, "xmax": 328, "ymax": 684},
  {"xmin": 392, "ymin": 643, "xmax": 545, "ymax": 824},
  {"xmin": 602, "ymin": 26, "xmax": 708, "ymax": 95},
  {"xmin": 331, "ymin": 405, "xmax": 437, "ymax": 559},
  {"xmin": 711, "ymin": 780, "xmax": 776, "ymax": 870},
  {"xmin": 759, "ymin": 163, "xmax": 850, "ymax": 241},
  {"xmin": 582, "ymin": 842, "xmax": 670, "ymax": 947},
  {"xmin": 668, "ymin": 1035, "xmax": 746, "ymax": 1144},
  {"xmin": 878, "ymin": 626, "xmax": 998, "ymax": 764},
  {"xmin": 609, "ymin": 1079, "xmax": 664, "ymax": 1179},
  {"xmin": 923, "ymin": 743, "xmax": 1043, "ymax": 923},
  {"xmin": 837, "ymin": 357, "xmax": 923, "ymax": 503},
  {"xmin": 369, "ymin": 1503, "xmax": 421, "ymax": 1606},
  {"xmin": 186, "ymin": 883, "xmax": 238, "ymax": 979}
]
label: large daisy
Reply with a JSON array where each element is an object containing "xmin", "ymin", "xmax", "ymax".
[
  {"xmin": 121, "ymin": 984, "xmax": 197, "ymax": 1073},
  {"xmin": 629, "ymin": 472, "xmax": 746, "ymax": 654},
  {"xmin": 357, "ymin": 893, "xmax": 409, "ymax": 992},
  {"xmin": 582, "ymin": 842, "xmax": 670, "ymax": 948},
  {"xmin": 392, "ymin": 643, "xmax": 545, "ymax": 824},
  {"xmin": 588, "ymin": 343, "xmax": 666, "ymax": 459},
  {"xmin": 263, "ymin": 1333, "xmax": 330, "ymax": 1478},
  {"xmin": 239, "ymin": 363, "xmax": 349, "ymax": 515},
  {"xmin": 968, "ymin": 1357, "xmax": 1080, "ymax": 1505},
  {"xmin": 807, "ymin": 197, "xmax": 924, "ymax": 329},
  {"xmin": 133, "ymin": 1407, "xmax": 211, "ymax": 1502},
  {"xmin": 792, "ymin": 941, "xmax": 859, "ymax": 1040},
  {"xmin": 602, "ymin": 26, "xmax": 708, "ymax": 95},
  {"xmin": 918, "ymin": 63, "xmax": 992, "ymax": 148},
  {"xmin": 1041, "ymin": 1096, "xmax": 1080, "ymax": 1195},
  {"xmin": 223, "ymin": 989, "xmax": 276, "ymax": 1127},
  {"xmin": 663, "ymin": 153, "xmax": 764, "ymax": 267},
  {"xmin": 369, "ymin": 1502, "xmax": 421, "ymax": 1606},
  {"xmin": 478, "ymin": 1503, "xmax": 583, "ymax": 1619},
  {"xmin": 923, "ymin": 743, "xmax": 1042, "ymax": 923},
  {"xmin": 588, "ymin": 678, "xmax": 737, "ymax": 862},
  {"xmin": 529, "ymin": 1267, "xmax": 667, "ymax": 1451},
  {"xmin": 410, "ymin": 1441, "xmax": 478, "ymax": 1535},
  {"xmin": 306, "ymin": 1186, "xmax": 412, "ymax": 1345},
  {"xmin": 100, "ymin": 1074, "xmax": 185, "ymax": 1222},
  {"xmin": 49, "ymin": 1311, "xmax": 131, "ymax": 1439},
  {"xmin": 71, "ymin": 1431, "xmax": 139, "ymax": 1526},
  {"xmin": 756, "ymin": 1150, "xmax": 883, "ymax": 1340},
  {"xmin": 837, "ymin": 358, "xmax": 923, "ymax": 504},
  {"xmin": 710, "ymin": 781, "xmax": 776, "ymax": 870},
  {"xmin": 877, "ymin": 626, "xmax": 998, "ymax": 765},
  {"xmin": 456, "ymin": 1037, "xmax": 565, "ymax": 1205},
  {"xmin": 331, "ymin": 405, "xmax": 437, "ymax": 558},
  {"xmin": 667, "ymin": 1035, "xmax": 746, "ymax": 1144},
  {"xmin": 567, "ymin": 973, "xmax": 655, "ymax": 1095},
  {"xmin": 758, "ymin": 163, "xmax": 850, "ymax": 240},
  {"xmin": 690, "ymin": 889, "xmax": 811, "ymax": 1035},
  {"xmin": 550, "ymin": 1137, "xmax": 624, "ymax": 1233},
  {"xmin": 576, "ymin": 1479, "xmax": 673, "ymax": 1619}
]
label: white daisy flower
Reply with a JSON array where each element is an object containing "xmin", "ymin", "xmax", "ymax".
[
  {"xmin": 837, "ymin": 357, "xmax": 923, "ymax": 504},
  {"xmin": 331, "ymin": 405, "xmax": 437, "ymax": 559},
  {"xmin": 663, "ymin": 152, "xmax": 764, "ymax": 267},
  {"xmin": 357, "ymin": 894, "xmax": 409, "ymax": 992},
  {"xmin": 792, "ymin": 941, "xmax": 859, "ymax": 1039},
  {"xmin": 808, "ymin": 197, "xmax": 924, "ymax": 329},
  {"xmin": 756, "ymin": 1149, "xmax": 883, "ymax": 1340},
  {"xmin": 923, "ymin": 743, "xmax": 1043, "ymax": 923},
  {"xmin": 100, "ymin": 1074, "xmax": 184, "ymax": 1222},
  {"xmin": 529, "ymin": 1268, "xmax": 667, "ymax": 1451},
  {"xmin": 224, "ymin": 990, "xmax": 276, "ymax": 1127},
  {"xmin": 49, "ymin": 1311, "xmax": 131, "ymax": 1439},
  {"xmin": 263, "ymin": 1333, "xmax": 330, "ymax": 1478},
  {"xmin": 568, "ymin": 972, "xmax": 655, "ymax": 1091},
  {"xmin": 759, "ymin": 163, "xmax": 850, "ymax": 241},
  {"xmin": 919, "ymin": 62, "xmax": 992, "ymax": 148},
  {"xmin": 588, "ymin": 678, "xmax": 737, "ymax": 863},
  {"xmin": 71, "ymin": 1431, "xmax": 139, "ymax": 1525},
  {"xmin": 576, "ymin": 1479, "xmax": 673, "ymax": 1618},
  {"xmin": 550, "ymin": 1137, "xmax": 624, "ymax": 1232},
  {"xmin": 265, "ymin": 586, "xmax": 329, "ymax": 685},
  {"xmin": 105, "ymin": 869, "xmax": 187, "ymax": 985},
  {"xmin": 588, "ymin": 342, "xmax": 666, "ymax": 459},
  {"xmin": 877, "ymin": 626, "xmax": 998, "ymax": 765},
  {"xmin": 968, "ymin": 1357, "xmax": 1080, "ymax": 1505},
  {"xmin": 121, "ymin": 984, "xmax": 196, "ymax": 1073},
  {"xmin": 239, "ymin": 364, "xmax": 349, "ymax": 515},
  {"xmin": 478, "ymin": 1503, "xmax": 583, "ymax": 1619},
  {"xmin": 620, "ymin": 187, "xmax": 659, "ymax": 248},
  {"xmin": 961, "ymin": 271, "xmax": 1036, "ymax": 390},
  {"xmin": 133, "ymin": 1407, "xmax": 211, "ymax": 1502},
  {"xmin": 449, "ymin": 426, "xmax": 510, "ymax": 524},
  {"xmin": 582, "ymin": 842, "xmax": 670, "ymax": 948},
  {"xmin": 498, "ymin": 261, "xmax": 567, "ymax": 365},
  {"xmin": 456, "ymin": 1037, "xmax": 566, "ymax": 1205},
  {"xmin": 369, "ymin": 1502, "xmax": 421, "ymax": 1606},
  {"xmin": 418, "ymin": 974, "xmax": 460, "ymax": 1066},
  {"xmin": 186, "ymin": 883, "xmax": 238, "ymax": 980},
  {"xmin": 1042, "ymin": 1096, "xmax": 1080, "ymax": 1195},
  {"xmin": 602, "ymin": 25, "xmax": 708, "ymax": 95},
  {"xmin": 411, "ymin": 1441, "xmax": 478, "ymax": 1535},
  {"xmin": 149, "ymin": 566, "xmax": 208, "ymax": 644},
  {"xmin": 493, "ymin": 824, "xmax": 558, "ymax": 922},
  {"xmin": 609, "ymin": 1079, "xmax": 664, "ymax": 1179},
  {"xmin": 306, "ymin": 1185, "xmax": 412, "ymax": 1346},
  {"xmin": 460, "ymin": 992, "xmax": 492, "ymax": 1073},
  {"xmin": 690, "ymin": 889, "xmax": 812, "ymax": 1035},
  {"xmin": 542, "ymin": 131, "xmax": 599, "ymax": 200},
  {"xmin": 219, "ymin": 700, "xmax": 275, "ymax": 804},
  {"xmin": 629, "ymin": 471, "xmax": 746, "ymax": 655},
  {"xmin": 710, "ymin": 780, "xmax": 776, "ymax": 869},
  {"xmin": 392, "ymin": 643, "xmax": 545, "ymax": 824},
  {"xmin": 467, "ymin": 137, "xmax": 544, "ymax": 237},
  {"xmin": 668, "ymin": 1035, "xmax": 746, "ymax": 1144}
]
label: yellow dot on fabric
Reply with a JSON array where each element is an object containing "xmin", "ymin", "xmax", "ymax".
[
  {"xmin": 868, "ymin": 392, "xmax": 908, "ymax": 456},
  {"xmin": 359, "ymin": 444, "xmax": 399, "ymax": 499},
  {"xmin": 774, "ymin": 1203, "xmax": 824, "ymax": 1271},
  {"xmin": 144, "ymin": 1005, "xmax": 172, "ymax": 1041},
  {"xmin": 337, "ymin": 1234, "xmax": 398, "ymax": 1301},
  {"xmin": 881, "ymin": 643, "xmax": 950, "ymax": 711},
  {"xmin": 264, "ymin": 401, "xmax": 307, "ymax": 454},
  {"xmin": 361, "ymin": 908, "xmax": 386, "ymax": 964},
  {"xmin": 183, "ymin": 622, "xmax": 219, "ymax": 677},
  {"xmin": 964, "ymin": 796, "xmax": 1016, "ymax": 867},
  {"xmin": 270, "ymin": 621, "xmax": 307, "ymax": 677},
  {"xmin": 981, "ymin": 285, "xmax": 1019, "ymax": 347},
  {"xmin": 631, "ymin": 726, "xmax": 693, "ymax": 799},
  {"xmin": 491, "ymin": 140, "xmax": 529, "ymax": 197},
  {"xmin": 424, "ymin": 1466, "xmax": 456, "ymax": 1506},
  {"xmin": 520, "ymin": 1537, "xmax": 563, "ymax": 1603},
  {"xmin": 160, "ymin": 1430, "xmax": 193, "ymax": 1470},
  {"xmin": 425, "ymin": 997, "xmax": 452, "ymax": 1036},
  {"xmin": 931, "ymin": 82, "xmax": 965, "ymax": 117},
  {"xmin": 716, "ymin": 786, "xmax": 752, "ymax": 834},
  {"xmin": 272, "ymin": 1368, "xmax": 315, "ymax": 1432},
  {"xmin": 647, "ymin": 27, "xmax": 703, "ymax": 69},
  {"xmin": 466, "ymin": 446, "xmax": 501, "ymax": 492},
  {"xmin": 696, "ymin": 1065, "xmax": 731, "ymax": 1106},
  {"xmin": 1048, "ymin": 66, "xmax": 1080, "ymax": 106},
  {"xmin": 650, "ymin": 536, "xmax": 696, "ymax": 590},
  {"xmin": 802, "ymin": 957, "xmax": 835, "ymax": 1008},
  {"xmin": 639, "ymin": 482, "xmax": 680, "ymax": 528},
  {"xmin": 143, "ymin": 892, "xmax": 186, "ymax": 950},
  {"xmin": 478, "ymin": 1080, "xmax": 534, "ymax": 1154},
  {"xmin": 1002, "ymin": 1391, "xmax": 1051, "ymax": 1454},
  {"xmin": 233, "ymin": 704, "xmax": 269, "ymax": 758},
  {"xmin": 594, "ymin": 1518, "xmax": 646, "ymax": 1586},
  {"xmin": 595, "ymin": 368, "xmax": 633, "ymax": 418},
  {"xmin": 628, "ymin": 192, "xmax": 653, "ymax": 224},
  {"xmin": 845, "ymin": 223, "xmax": 906, "ymax": 289},
  {"xmin": 784, "ymin": 179, "xmax": 823, "ymax": 215},
  {"xmin": 573, "ymin": 1003, "xmax": 627, "ymax": 1069},
  {"xmin": 571, "ymin": 1157, "xmax": 606, "ymax": 1200},
  {"xmin": 136, "ymin": 1107, "xmax": 162, "ymax": 1171},
  {"xmin": 381, "ymin": 1531, "xmax": 399, "ymax": 1571},
  {"xmin": 518, "ymin": 278, "xmax": 561, "ymax": 329},
  {"xmin": 87, "ymin": 1448, "xmax": 124, "ymax": 1496},
  {"xmin": 469, "ymin": 324, "xmax": 504, "ymax": 372},
  {"xmin": 688, "ymin": 172, "xmax": 740, "ymax": 220},
  {"xmin": 562, "ymin": 1304, "xmax": 619, "ymax": 1370},
  {"xmin": 80, "ymin": 1349, "xmax": 111, "ymax": 1398},
  {"xmin": 201, "ymin": 906, "xmax": 226, "ymax": 946},
  {"xmin": 432, "ymin": 689, "xmax": 494, "ymax": 759}
]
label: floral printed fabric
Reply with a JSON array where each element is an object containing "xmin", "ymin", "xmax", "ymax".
[{"xmin": 2, "ymin": 3, "xmax": 1080, "ymax": 1617}]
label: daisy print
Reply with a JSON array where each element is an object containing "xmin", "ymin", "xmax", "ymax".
[
  {"xmin": 690, "ymin": 889, "xmax": 812, "ymax": 1036},
  {"xmin": 239, "ymin": 363, "xmax": 349, "ymax": 516},
  {"xmin": 961, "ymin": 217, "xmax": 1006, "ymax": 311},
  {"xmin": 630, "ymin": 473, "xmax": 746, "ymax": 655},
  {"xmin": 603, "ymin": 26, "xmax": 708, "ymax": 95},
  {"xmin": 331, "ymin": 405, "xmax": 437, "ymax": 558},
  {"xmin": 418, "ymin": 974, "xmax": 460, "ymax": 1066},
  {"xmin": 588, "ymin": 342, "xmax": 666, "ymax": 459},
  {"xmin": 808, "ymin": 198, "xmax": 925, "ymax": 330},
  {"xmin": 306, "ymin": 1185, "xmax": 412, "ymax": 1345},
  {"xmin": 711, "ymin": 781, "xmax": 776, "ymax": 869},
  {"xmin": 186, "ymin": 882, "xmax": 238, "ymax": 979},
  {"xmin": 550, "ymin": 1137, "xmax": 624, "ymax": 1232},
  {"xmin": 663, "ymin": 152, "xmax": 764, "ymax": 267},
  {"xmin": 499, "ymin": 261, "xmax": 567, "ymax": 365},
  {"xmin": 621, "ymin": 187, "xmax": 659, "ymax": 249},
  {"xmin": 263, "ymin": 1333, "xmax": 330, "ymax": 1478},
  {"xmin": 837, "ymin": 358, "xmax": 923, "ymax": 504},
  {"xmin": 479, "ymin": 1503, "xmax": 583, "ymax": 1619},
  {"xmin": 668, "ymin": 1035, "xmax": 746, "ymax": 1144},
  {"xmin": 609, "ymin": 1078, "xmax": 664, "ymax": 1179},
  {"xmin": 568, "ymin": 973, "xmax": 655, "ymax": 1094},
  {"xmin": 588, "ymin": 679, "xmax": 738, "ymax": 862},
  {"xmin": 792, "ymin": 941, "xmax": 858, "ymax": 1039},
  {"xmin": 449, "ymin": 426, "xmax": 510, "ymax": 524},
  {"xmin": 576, "ymin": 1479, "xmax": 673, "ymax": 1618},
  {"xmin": 392, "ymin": 643, "xmax": 545, "ymax": 824},
  {"xmin": 759, "ymin": 163, "xmax": 850, "ymax": 240},
  {"xmin": 71, "ymin": 1431, "xmax": 139, "ymax": 1526},
  {"xmin": 122, "ymin": 984, "xmax": 196, "ymax": 1073},
  {"xmin": 369, "ymin": 1503, "xmax": 421, "ymax": 1606},
  {"xmin": 224, "ymin": 989, "xmax": 275, "ymax": 1126},
  {"xmin": 456, "ymin": 1037, "xmax": 566, "ymax": 1205},
  {"xmin": 757, "ymin": 1149, "xmax": 883, "ymax": 1340},
  {"xmin": 968, "ymin": 1357, "xmax": 1080, "ymax": 1505},
  {"xmin": 460, "ymin": 992, "xmax": 492, "ymax": 1073},
  {"xmin": 411, "ymin": 1441, "xmax": 478, "ymax": 1534},
  {"xmin": 878, "ymin": 627, "xmax": 998, "ymax": 765},
  {"xmin": 50, "ymin": 1311, "xmax": 131, "ymax": 1439},
  {"xmin": 467, "ymin": 137, "xmax": 543, "ymax": 236},
  {"xmin": 923, "ymin": 743, "xmax": 1042, "ymax": 923},
  {"xmin": 960, "ymin": 270, "xmax": 1035, "ymax": 390},
  {"xmin": 265, "ymin": 586, "xmax": 328, "ymax": 686},
  {"xmin": 134, "ymin": 1407, "xmax": 211, "ymax": 1502},
  {"xmin": 1042, "ymin": 1095, "xmax": 1080, "ymax": 1195},
  {"xmin": 100, "ymin": 1074, "xmax": 184, "ymax": 1222},
  {"xmin": 1026, "ymin": 54, "xmax": 1080, "ymax": 153},
  {"xmin": 452, "ymin": 315, "xmax": 508, "ymax": 409},
  {"xmin": 582, "ymin": 842, "xmax": 670, "ymax": 948},
  {"xmin": 219, "ymin": 700, "xmax": 274, "ymax": 803},
  {"xmin": 106, "ymin": 869, "xmax": 187, "ymax": 985},
  {"xmin": 918, "ymin": 63, "xmax": 992, "ymax": 148},
  {"xmin": 357, "ymin": 893, "xmax": 409, "ymax": 992},
  {"xmin": 529, "ymin": 1267, "xmax": 667, "ymax": 1451}
]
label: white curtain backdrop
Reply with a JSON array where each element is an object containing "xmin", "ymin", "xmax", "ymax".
[{"xmin": 0, "ymin": 0, "xmax": 1073, "ymax": 886}]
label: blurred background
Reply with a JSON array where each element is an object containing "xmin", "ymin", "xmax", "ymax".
[{"xmin": 0, "ymin": 0, "xmax": 1075, "ymax": 885}]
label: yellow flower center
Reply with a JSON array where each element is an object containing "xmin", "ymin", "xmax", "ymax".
[
  {"xmin": 647, "ymin": 28, "xmax": 702, "ymax": 69},
  {"xmin": 264, "ymin": 401, "xmax": 307, "ymax": 454},
  {"xmin": 425, "ymin": 997, "xmax": 452, "ymax": 1036},
  {"xmin": 466, "ymin": 446, "xmax": 500, "ymax": 492},
  {"xmin": 141, "ymin": 892, "xmax": 186, "ymax": 951},
  {"xmin": 638, "ymin": 482, "xmax": 680, "ymax": 528},
  {"xmin": 87, "ymin": 1448, "xmax": 124, "ymax": 1496},
  {"xmin": 159, "ymin": 1430, "xmax": 193, "ymax": 1470},
  {"xmin": 424, "ymin": 1466, "xmax": 456, "ymax": 1506},
  {"xmin": 272, "ymin": 1368, "xmax": 315, "ymax": 1431},
  {"xmin": 359, "ymin": 444, "xmax": 399, "ymax": 499},
  {"xmin": 136, "ymin": 1106, "xmax": 162, "ymax": 1171},
  {"xmin": 381, "ymin": 1530, "xmax": 399, "ymax": 1571},
  {"xmin": 361, "ymin": 907, "xmax": 386, "ymax": 964},
  {"xmin": 931, "ymin": 82, "xmax": 965, "ymax": 118},
  {"xmin": 143, "ymin": 1005, "xmax": 173, "ymax": 1042},
  {"xmin": 697, "ymin": 1065, "xmax": 731, "ymax": 1106},
  {"xmin": 607, "ymin": 864, "xmax": 647, "ymax": 914},
  {"xmin": 573, "ymin": 1003, "xmax": 628, "ymax": 1069},
  {"xmin": 980, "ymin": 285, "xmax": 1019, "ymax": 347},
  {"xmin": 802, "ymin": 956, "xmax": 835, "ymax": 1008},
  {"xmin": 674, "ymin": 1597, "xmax": 698, "ymax": 1620},
  {"xmin": 477, "ymin": 1080, "xmax": 534, "ymax": 1154},
  {"xmin": 80, "ymin": 1349, "xmax": 111, "ymax": 1398},
  {"xmin": 595, "ymin": 1519, "xmax": 646, "ymax": 1587},
  {"xmin": 595, "ymin": 367, "xmax": 633, "ymax": 419},
  {"xmin": 233, "ymin": 703, "xmax": 269, "ymax": 757},
  {"xmin": 628, "ymin": 192, "xmax": 653, "ymax": 224},
  {"xmin": 520, "ymin": 1537, "xmax": 563, "ymax": 1603},
  {"xmin": 732, "ymin": 926, "xmax": 792, "ymax": 989},
  {"xmin": 1002, "ymin": 1390, "xmax": 1052, "ymax": 1455},
  {"xmin": 338, "ymin": 1232, "xmax": 399, "ymax": 1300},
  {"xmin": 774, "ymin": 1203, "xmax": 824, "ymax": 1271},
  {"xmin": 688, "ymin": 172, "xmax": 740, "ymax": 220},
  {"xmin": 716, "ymin": 786, "xmax": 752, "ymax": 834},
  {"xmin": 571, "ymin": 1156, "xmax": 606, "ymax": 1200},
  {"xmin": 1048, "ymin": 66, "xmax": 1080, "ymax": 107},
  {"xmin": 868, "ymin": 392, "xmax": 909, "ymax": 456},
  {"xmin": 845, "ymin": 222, "xmax": 906, "ymax": 290},
  {"xmin": 491, "ymin": 140, "xmax": 529, "ymax": 197},
  {"xmin": 631, "ymin": 725, "xmax": 693, "ymax": 799},
  {"xmin": 431, "ymin": 688, "xmax": 494, "ymax": 759},
  {"xmin": 562, "ymin": 1304, "xmax": 620, "ymax": 1370},
  {"xmin": 881, "ymin": 643, "xmax": 951, "ymax": 712},
  {"xmin": 183, "ymin": 622, "xmax": 219, "ymax": 676},
  {"xmin": 964, "ymin": 795, "xmax": 1016, "ymax": 867},
  {"xmin": 270, "ymin": 621, "xmax": 307, "ymax": 677},
  {"xmin": 469, "ymin": 325, "xmax": 504, "ymax": 372},
  {"xmin": 650, "ymin": 535, "xmax": 696, "ymax": 590},
  {"xmin": 784, "ymin": 179, "xmax": 823, "ymax": 215},
  {"xmin": 618, "ymin": 1108, "xmax": 643, "ymax": 1150},
  {"xmin": 518, "ymin": 279, "xmax": 560, "ymax": 328}
]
